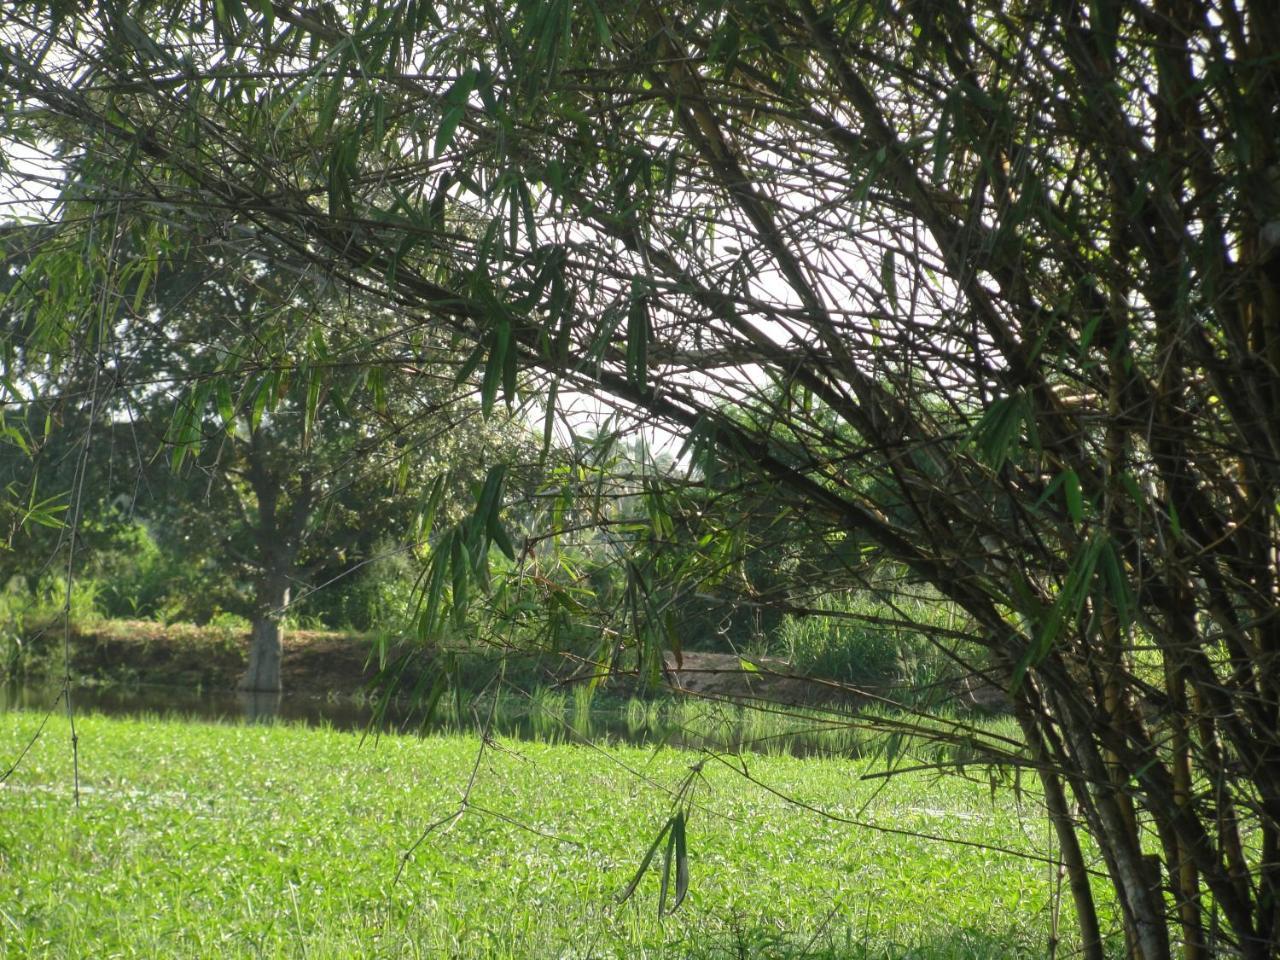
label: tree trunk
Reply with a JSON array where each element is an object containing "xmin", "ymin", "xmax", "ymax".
[
  {"xmin": 239, "ymin": 580, "xmax": 289, "ymax": 693},
  {"xmin": 239, "ymin": 429, "xmax": 308, "ymax": 695},
  {"xmin": 1012, "ymin": 695, "xmax": 1104, "ymax": 960}
]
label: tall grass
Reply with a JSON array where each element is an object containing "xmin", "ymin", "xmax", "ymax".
[{"xmin": 774, "ymin": 590, "xmax": 971, "ymax": 706}]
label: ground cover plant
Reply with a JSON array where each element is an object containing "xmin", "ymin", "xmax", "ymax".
[{"xmin": 0, "ymin": 711, "xmax": 1118, "ymax": 959}]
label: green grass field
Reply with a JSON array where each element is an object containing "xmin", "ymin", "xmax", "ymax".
[{"xmin": 0, "ymin": 710, "xmax": 1119, "ymax": 958}]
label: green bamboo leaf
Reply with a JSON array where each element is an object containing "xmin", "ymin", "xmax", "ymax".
[
  {"xmin": 627, "ymin": 288, "xmax": 648, "ymax": 387},
  {"xmin": 396, "ymin": 456, "xmax": 411, "ymax": 495},
  {"xmin": 434, "ymin": 104, "xmax": 465, "ymax": 156},
  {"xmin": 658, "ymin": 812, "xmax": 677, "ymax": 916},
  {"xmin": 315, "ymin": 58, "xmax": 348, "ymax": 142},
  {"xmin": 502, "ymin": 324, "xmax": 517, "ymax": 407},
  {"xmin": 616, "ymin": 816, "xmax": 673, "ymax": 905},
  {"xmin": 1098, "ymin": 538, "xmax": 1133, "ymax": 627},
  {"xmin": 420, "ymin": 529, "xmax": 453, "ymax": 639},
  {"xmin": 670, "ymin": 814, "xmax": 691, "ymax": 911},
  {"xmin": 455, "ymin": 338, "xmax": 487, "ymax": 386},
  {"xmin": 304, "ymin": 366, "xmax": 323, "ymax": 446},
  {"xmin": 480, "ymin": 332, "xmax": 504, "ymax": 417},
  {"xmin": 583, "ymin": 0, "xmax": 615, "ymax": 50},
  {"xmin": 0, "ymin": 375, "xmax": 23, "ymax": 404},
  {"xmin": 129, "ymin": 258, "xmax": 154, "ymax": 315},
  {"xmin": 880, "ymin": 248, "xmax": 898, "ymax": 313},
  {"xmin": 434, "ymin": 69, "xmax": 477, "ymax": 156},
  {"xmin": 170, "ymin": 381, "xmax": 210, "ymax": 471},
  {"xmin": 973, "ymin": 394, "xmax": 1025, "ymax": 472},
  {"xmin": 416, "ymin": 474, "xmax": 446, "ymax": 541},
  {"xmin": 1062, "ymin": 469, "xmax": 1083, "ymax": 527},
  {"xmin": 540, "ymin": 379, "xmax": 559, "ymax": 464},
  {"xmin": 215, "ymin": 377, "xmax": 236, "ymax": 433},
  {"xmin": 672, "ymin": 810, "xmax": 689, "ymax": 912},
  {"xmin": 1119, "ymin": 472, "xmax": 1146, "ymax": 513},
  {"xmin": 451, "ymin": 533, "xmax": 469, "ymax": 624},
  {"xmin": 1012, "ymin": 532, "xmax": 1105, "ymax": 690},
  {"xmin": 21, "ymin": 484, "xmax": 68, "ymax": 530},
  {"xmin": 475, "ymin": 464, "xmax": 507, "ymax": 526},
  {"xmin": 250, "ymin": 378, "xmax": 271, "ymax": 431},
  {"xmin": 488, "ymin": 515, "xmax": 516, "ymax": 561},
  {"xmin": 428, "ymin": 171, "xmax": 453, "ymax": 227}
]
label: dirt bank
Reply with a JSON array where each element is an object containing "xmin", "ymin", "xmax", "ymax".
[
  {"xmin": 15, "ymin": 620, "xmax": 382, "ymax": 696},
  {"xmin": 10, "ymin": 619, "xmax": 1005, "ymax": 711},
  {"xmin": 661, "ymin": 651, "xmax": 851, "ymax": 704},
  {"xmin": 15, "ymin": 621, "xmax": 825, "ymax": 703}
]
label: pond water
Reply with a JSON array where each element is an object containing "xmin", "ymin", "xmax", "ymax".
[
  {"xmin": 1, "ymin": 679, "xmax": 631, "ymax": 740},
  {"xmin": 2, "ymin": 679, "xmax": 419, "ymax": 732},
  {"xmin": 0, "ymin": 679, "xmax": 860, "ymax": 757}
]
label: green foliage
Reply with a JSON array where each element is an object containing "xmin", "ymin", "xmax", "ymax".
[
  {"xmin": 774, "ymin": 589, "xmax": 966, "ymax": 704},
  {"xmin": 303, "ymin": 537, "xmax": 419, "ymax": 632},
  {"xmin": 0, "ymin": 573, "xmax": 103, "ymax": 676},
  {"xmin": 0, "ymin": 711, "xmax": 1112, "ymax": 958},
  {"xmin": 780, "ymin": 600, "xmax": 921, "ymax": 689},
  {"xmin": 5, "ymin": 0, "xmax": 1280, "ymax": 953}
]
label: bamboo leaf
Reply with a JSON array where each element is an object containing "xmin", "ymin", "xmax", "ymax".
[
  {"xmin": 420, "ymin": 530, "xmax": 453, "ymax": 639},
  {"xmin": 657, "ymin": 812, "xmax": 678, "ymax": 916},
  {"xmin": 434, "ymin": 68, "xmax": 477, "ymax": 156},
  {"xmin": 250, "ymin": 377, "xmax": 271, "ymax": 431},
  {"xmin": 215, "ymin": 377, "xmax": 236, "ymax": 433},
  {"xmin": 480, "ymin": 332, "xmax": 504, "ymax": 417},
  {"xmin": 880, "ymin": 248, "xmax": 898, "ymax": 314},
  {"xmin": 616, "ymin": 816, "xmax": 673, "ymax": 905},
  {"xmin": 1063, "ymin": 469, "xmax": 1083, "ymax": 527},
  {"xmin": 627, "ymin": 286, "xmax": 648, "ymax": 387},
  {"xmin": 435, "ymin": 104, "xmax": 465, "ymax": 156},
  {"xmin": 488, "ymin": 515, "xmax": 516, "ymax": 561},
  {"xmin": 1012, "ymin": 533, "xmax": 1105, "ymax": 690},
  {"xmin": 973, "ymin": 394, "xmax": 1025, "ymax": 472}
]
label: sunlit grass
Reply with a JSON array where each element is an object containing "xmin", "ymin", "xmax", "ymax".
[{"xmin": 0, "ymin": 711, "xmax": 1119, "ymax": 958}]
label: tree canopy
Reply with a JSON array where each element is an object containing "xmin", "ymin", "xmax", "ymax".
[{"xmin": 3, "ymin": 2, "xmax": 1279, "ymax": 957}]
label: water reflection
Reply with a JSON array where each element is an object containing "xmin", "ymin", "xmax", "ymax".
[
  {"xmin": 239, "ymin": 689, "xmax": 282, "ymax": 724},
  {"xmin": 2, "ymin": 680, "xmax": 399, "ymax": 731},
  {"xmin": 0, "ymin": 679, "xmax": 655, "ymax": 744},
  {"xmin": 0, "ymin": 679, "xmax": 877, "ymax": 758}
]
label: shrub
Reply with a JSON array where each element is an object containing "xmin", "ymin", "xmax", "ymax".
[{"xmin": 776, "ymin": 591, "xmax": 961, "ymax": 698}]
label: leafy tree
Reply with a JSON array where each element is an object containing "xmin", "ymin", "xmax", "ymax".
[
  {"xmin": 4, "ymin": 2, "xmax": 1280, "ymax": 957},
  {"xmin": 2, "ymin": 229, "xmax": 532, "ymax": 691}
]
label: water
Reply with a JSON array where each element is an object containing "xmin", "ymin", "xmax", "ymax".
[
  {"xmin": 0, "ymin": 679, "xmax": 642, "ymax": 743},
  {"xmin": 0, "ymin": 679, "xmax": 873, "ymax": 758},
  {"xmin": 1, "ymin": 679, "xmax": 410, "ymax": 732}
]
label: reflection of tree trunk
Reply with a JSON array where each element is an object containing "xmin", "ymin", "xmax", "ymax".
[{"xmin": 238, "ymin": 687, "xmax": 281, "ymax": 722}]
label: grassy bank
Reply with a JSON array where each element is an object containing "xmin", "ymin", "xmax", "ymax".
[{"xmin": 0, "ymin": 712, "xmax": 1119, "ymax": 958}]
